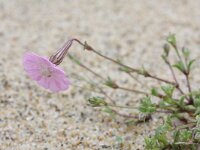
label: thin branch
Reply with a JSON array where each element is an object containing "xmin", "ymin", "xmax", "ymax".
[
  {"xmin": 165, "ymin": 59, "xmax": 188, "ymax": 98},
  {"xmin": 111, "ymin": 109, "xmax": 137, "ymax": 118},
  {"xmin": 117, "ymin": 86, "xmax": 148, "ymax": 95},
  {"xmin": 186, "ymin": 74, "xmax": 192, "ymax": 94},
  {"xmin": 73, "ymin": 39, "xmax": 177, "ymax": 86},
  {"xmin": 127, "ymin": 72, "xmax": 146, "ymax": 87},
  {"xmin": 69, "ymin": 54, "xmax": 149, "ymax": 96}
]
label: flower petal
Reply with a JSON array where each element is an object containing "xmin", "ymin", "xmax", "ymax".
[
  {"xmin": 37, "ymin": 76, "xmax": 49, "ymax": 89},
  {"xmin": 23, "ymin": 52, "xmax": 70, "ymax": 92}
]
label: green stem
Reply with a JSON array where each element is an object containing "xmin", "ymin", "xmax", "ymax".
[{"xmin": 69, "ymin": 54, "xmax": 149, "ymax": 96}]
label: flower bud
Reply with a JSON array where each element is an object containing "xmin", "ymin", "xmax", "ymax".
[
  {"xmin": 163, "ymin": 43, "xmax": 170, "ymax": 57},
  {"xmin": 49, "ymin": 39, "xmax": 73, "ymax": 65},
  {"xmin": 167, "ymin": 34, "xmax": 176, "ymax": 48}
]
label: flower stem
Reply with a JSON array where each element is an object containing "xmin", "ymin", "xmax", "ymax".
[
  {"xmin": 117, "ymin": 86, "xmax": 148, "ymax": 95},
  {"xmin": 73, "ymin": 39, "xmax": 177, "ymax": 86},
  {"xmin": 68, "ymin": 54, "xmax": 148, "ymax": 96}
]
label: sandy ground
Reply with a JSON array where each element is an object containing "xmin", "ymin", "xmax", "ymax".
[{"xmin": 0, "ymin": 0, "xmax": 200, "ymax": 149}]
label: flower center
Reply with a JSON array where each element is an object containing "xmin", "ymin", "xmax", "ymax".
[{"xmin": 40, "ymin": 66, "xmax": 52, "ymax": 77}]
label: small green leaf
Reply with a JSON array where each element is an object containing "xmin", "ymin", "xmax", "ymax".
[
  {"xmin": 178, "ymin": 96, "xmax": 185, "ymax": 107},
  {"xmin": 151, "ymin": 87, "xmax": 159, "ymax": 97},
  {"xmin": 156, "ymin": 117, "xmax": 173, "ymax": 135},
  {"xmin": 138, "ymin": 66, "xmax": 149, "ymax": 76},
  {"xmin": 173, "ymin": 130, "xmax": 180, "ymax": 143},
  {"xmin": 196, "ymin": 115, "xmax": 200, "ymax": 126},
  {"xmin": 195, "ymin": 107, "xmax": 200, "ymax": 115},
  {"xmin": 105, "ymin": 77, "xmax": 118, "ymax": 89},
  {"xmin": 167, "ymin": 34, "xmax": 176, "ymax": 47},
  {"xmin": 187, "ymin": 59, "xmax": 195, "ymax": 73},
  {"xmin": 182, "ymin": 47, "xmax": 190, "ymax": 59},
  {"xmin": 139, "ymin": 97, "xmax": 156, "ymax": 114},
  {"xmin": 161, "ymin": 85, "xmax": 175, "ymax": 97},
  {"xmin": 179, "ymin": 130, "xmax": 192, "ymax": 142},
  {"xmin": 163, "ymin": 43, "xmax": 170, "ymax": 56},
  {"xmin": 155, "ymin": 134, "xmax": 168, "ymax": 147},
  {"xmin": 161, "ymin": 54, "xmax": 168, "ymax": 63},
  {"xmin": 163, "ymin": 97, "xmax": 178, "ymax": 105},
  {"xmin": 118, "ymin": 66, "xmax": 130, "ymax": 73},
  {"xmin": 194, "ymin": 97, "xmax": 200, "ymax": 108},
  {"xmin": 173, "ymin": 61, "xmax": 185, "ymax": 73},
  {"xmin": 145, "ymin": 137, "xmax": 159, "ymax": 150},
  {"xmin": 88, "ymin": 97, "xmax": 107, "ymax": 107},
  {"xmin": 102, "ymin": 106, "xmax": 113, "ymax": 114}
]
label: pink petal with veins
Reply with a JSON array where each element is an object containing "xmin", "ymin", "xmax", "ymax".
[{"xmin": 23, "ymin": 52, "xmax": 70, "ymax": 92}]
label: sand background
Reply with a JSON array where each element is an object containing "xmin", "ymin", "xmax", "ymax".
[{"xmin": 0, "ymin": 0, "xmax": 200, "ymax": 149}]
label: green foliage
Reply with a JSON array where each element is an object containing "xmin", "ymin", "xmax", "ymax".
[
  {"xmin": 172, "ymin": 130, "xmax": 196, "ymax": 150},
  {"xmin": 88, "ymin": 97, "xmax": 107, "ymax": 107},
  {"xmin": 151, "ymin": 87, "xmax": 159, "ymax": 97},
  {"xmin": 105, "ymin": 77, "xmax": 118, "ymax": 89},
  {"xmin": 167, "ymin": 34, "xmax": 176, "ymax": 47},
  {"xmin": 102, "ymin": 106, "xmax": 114, "ymax": 115},
  {"xmin": 187, "ymin": 59, "xmax": 195, "ymax": 73},
  {"xmin": 194, "ymin": 97, "xmax": 200, "ymax": 115},
  {"xmin": 139, "ymin": 97, "xmax": 156, "ymax": 114},
  {"xmin": 161, "ymin": 85, "xmax": 175, "ymax": 97},
  {"xmin": 194, "ymin": 97, "xmax": 200, "ymax": 108},
  {"xmin": 145, "ymin": 117, "xmax": 173, "ymax": 149},
  {"xmin": 138, "ymin": 66, "xmax": 149, "ymax": 76},
  {"xmin": 163, "ymin": 43, "xmax": 170, "ymax": 57},
  {"xmin": 178, "ymin": 96, "xmax": 185, "ymax": 107},
  {"xmin": 173, "ymin": 61, "xmax": 186, "ymax": 73},
  {"xmin": 118, "ymin": 66, "xmax": 131, "ymax": 73},
  {"xmin": 71, "ymin": 34, "xmax": 200, "ymax": 149},
  {"xmin": 182, "ymin": 47, "xmax": 190, "ymax": 59}
]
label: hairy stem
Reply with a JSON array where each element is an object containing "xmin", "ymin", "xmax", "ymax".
[
  {"xmin": 117, "ymin": 86, "xmax": 148, "ymax": 95},
  {"xmin": 72, "ymin": 39, "xmax": 176, "ymax": 86},
  {"xmin": 69, "ymin": 54, "xmax": 148, "ymax": 96}
]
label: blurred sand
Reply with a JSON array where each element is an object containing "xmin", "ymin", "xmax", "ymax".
[{"xmin": 0, "ymin": 0, "xmax": 200, "ymax": 149}]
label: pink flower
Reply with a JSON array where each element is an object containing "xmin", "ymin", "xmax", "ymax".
[{"xmin": 23, "ymin": 52, "xmax": 70, "ymax": 92}]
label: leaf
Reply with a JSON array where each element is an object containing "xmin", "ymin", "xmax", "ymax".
[
  {"xmin": 182, "ymin": 47, "xmax": 190, "ymax": 59},
  {"xmin": 118, "ymin": 66, "xmax": 130, "ymax": 73},
  {"xmin": 194, "ymin": 107, "xmax": 200, "ymax": 115},
  {"xmin": 145, "ymin": 137, "xmax": 159, "ymax": 150},
  {"xmin": 187, "ymin": 59, "xmax": 195, "ymax": 73},
  {"xmin": 151, "ymin": 87, "xmax": 159, "ymax": 97},
  {"xmin": 167, "ymin": 33, "xmax": 176, "ymax": 47},
  {"xmin": 102, "ymin": 106, "xmax": 113, "ymax": 114},
  {"xmin": 138, "ymin": 66, "xmax": 149, "ymax": 76},
  {"xmin": 179, "ymin": 130, "xmax": 192, "ymax": 142},
  {"xmin": 161, "ymin": 54, "xmax": 168, "ymax": 63},
  {"xmin": 173, "ymin": 61, "xmax": 185, "ymax": 73},
  {"xmin": 163, "ymin": 43, "xmax": 170, "ymax": 56},
  {"xmin": 88, "ymin": 97, "xmax": 107, "ymax": 107},
  {"xmin": 139, "ymin": 97, "xmax": 156, "ymax": 114},
  {"xmin": 156, "ymin": 117, "xmax": 173, "ymax": 135},
  {"xmin": 105, "ymin": 77, "xmax": 118, "ymax": 89},
  {"xmin": 196, "ymin": 115, "xmax": 200, "ymax": 127},
  {"xmin": 161, "ymin": 85, "xmax": 175, "ymax": 97},
  {"xmin": 194, "ymin": 97, "xmax": 200, "ymax": 108},
  {"xmin": 178, "ymin": 96, "xmax": 185, "ymax": 107},
  {"xmin": 173, "ymin": 130, "xmax": 180, "ymax": 143}
]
